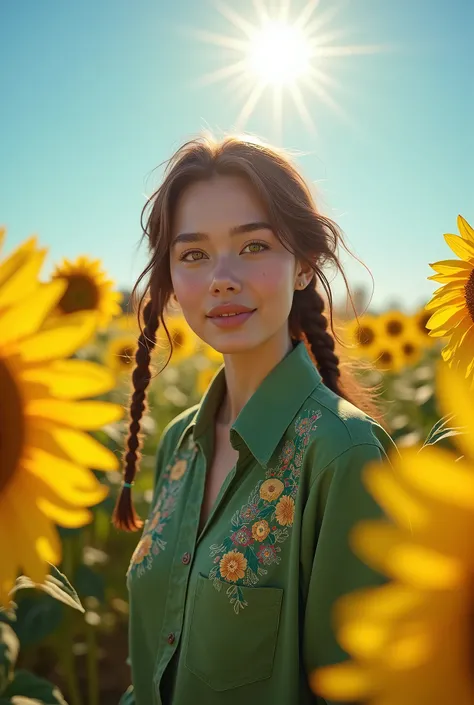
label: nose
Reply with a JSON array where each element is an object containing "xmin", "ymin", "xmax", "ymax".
[{"xmin": 209, "ymin": 270, "xmax": 242, "ymax": 294}]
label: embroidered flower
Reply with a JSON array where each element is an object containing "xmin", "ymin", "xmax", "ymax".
[
  {"xmin": 259, "ymin": 478, "xmax": 284, "ymax": 502},
  {"xmin": 147, "ymin": 511, "xmax": 162, "ymax": 532},
  {"xmin": 127, "ymin": 432, "xmax": 196, "ymax": 580},
  {"xmin": 170, "ymin": 459, "xmax": 187, "ymax": 481},
  {"xmin": 251, "ymin": 519, "xmax": 270, "ymax": 542},
  {"xmin": 208, "ymin": 409, "xmax": 322, "ymax": 610},
  {"xmin": 275, "ymin": 495, "xmax": 295, "ymax": 526},
  {"xmin": 231, "ymin": 526, "xmax": 253, "ymax": 547},
  {"xmin": 279, "ymin": 439, "xmax": 295, "ymax": 468},
  {"xmin": 131, "ymin": 534, "xmax": 152, "ymax": 565},
  {"xmin": 257, "ymin": 544, "xmax": 278, "ymax": 565},
  {"xmin": 240, "ymin": 503, "xmax": 259, "ymax": 521},
  {"xmin": 220, "ymin": 551, "xmax": 247, "ymax": 582}
]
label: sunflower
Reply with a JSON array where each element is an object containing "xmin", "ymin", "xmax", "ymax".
[
  {"xmin": 103, "ymin": 334, "xmax": 137, "ymax": 375},
  {"xmin": 411, "ymin": 306, "xmax": 438, "ymax": 349},
  {"xmin": 196, "ymin": 367, "xmax": 218, "ymax": 396},
  {"xmin": 425, "ymin": 215, "xmax": 474, "ymax": 390},
  {"xmin": 157, "ymin": 315, "xmax": 198, "ymax": 365},
  {"xmin": 342, "ymin": 314, "xmax": 381, "ymax": 360},
  {"xmin": 311, "ymin": 360, "xmax": 474, "ymax": 705},
  {"xmin": 49, "ymin": 255, "xmax": 123, "ymax": 330},
  {"xmin": 371, "ymin": 344, "xmax": 405, "ymax": 374},
  {"xmin": 0, "ymin": 229, "xmax": 123, "ymax": 608},
  {"xmin": 202, "ymin": 345, "xmax": 224, "ymax": 365}
]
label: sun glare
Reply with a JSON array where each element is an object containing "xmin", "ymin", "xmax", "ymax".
[
  {"xmin": 184, "ymin": 0, "xmax": 391, "ymax": 141},
  {"xmin": 247, "ymin": 21, "xmax": 312, "ymax": 85}
]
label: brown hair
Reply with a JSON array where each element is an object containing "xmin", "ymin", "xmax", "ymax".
[{"xmin": 112, "ymin": 133, "xmax": 388, "ymax": 532}]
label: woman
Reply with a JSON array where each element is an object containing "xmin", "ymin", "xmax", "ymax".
[{"xmin": 115, "ymin": 134, "xmax": 398, "ymax": 705}]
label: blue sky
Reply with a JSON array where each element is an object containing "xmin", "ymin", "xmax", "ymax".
[{"xmin": 1, "ymin": 0, "xmax": 471, "ymax": 314}]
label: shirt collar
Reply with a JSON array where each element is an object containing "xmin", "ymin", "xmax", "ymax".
[{"xmin": 183, "ymin": 340, "xmax": 323, "ymax": 469}]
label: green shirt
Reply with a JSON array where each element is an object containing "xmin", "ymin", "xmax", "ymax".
[{"xmin": 120, "ymin": 340, "xmax": 398, "ymax": 705}]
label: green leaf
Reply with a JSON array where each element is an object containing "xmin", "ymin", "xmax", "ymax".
[
  {"xmin": 3, "ymin": 669, "xmax": 67, "ymax": 704},
  {"xmin": 10, "ymin": 566, "xmax": 84, "ymax": 614},
  {"xmin": 422, "ymin": 412, "xmax": 467, "ymax": 454},
  {"xmin": 14, "ymin": 596, "xmax": 63, "ymax": 649},
  {"xmin": 0, "ymin": 623, "xmax": 19, "ymax": 695}
]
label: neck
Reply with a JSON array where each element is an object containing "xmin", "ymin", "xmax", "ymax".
[{"xmin": 216, "ymin": 331, "xmax": 296, "ymax": 427}]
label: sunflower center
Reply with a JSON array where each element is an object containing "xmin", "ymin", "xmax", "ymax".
[
  {"xmin": 386, "ymin": 320, "xmax": 403, "ymax": 337},
  {"xmin": 357, "ymin": 325, "xmax": 375, "ymax": 347},
  {"xmin": 378, "ymin": 351, "xmax": 393, "ymax": 366},
  {"xmin": 465, "ymin": 269, "xmax": 474, "ymax": 323},
  {"xmin": 417, "ymin": 312, "xmax": 431, "ymax": 337},
  {"xmin": 119, "ymin": 346, "xmax": 135, "ymax": 366},
  {"xmin": 402, "ymin": 342, "xmax": 416, "ymax": 358},
  {"xmin": 56, "ymin": 275, "xmax": 99, "ymax": 314},
  {"xmin": 0, "ymin": 357, "xmax": 26, "ymax": 494}
]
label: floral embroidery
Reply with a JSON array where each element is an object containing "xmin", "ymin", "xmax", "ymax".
[
  {"xmin": 127, "ymin": 433, "xmax": 197, "ymax": 580},
  {"xmin": 208, "ymin": 409, "xmax": 322, "ymax": 612}
]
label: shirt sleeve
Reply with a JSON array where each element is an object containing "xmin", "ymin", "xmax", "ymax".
[{"xmin": 302, "ymin": 442, "xmax": 392, "ymax": 701}]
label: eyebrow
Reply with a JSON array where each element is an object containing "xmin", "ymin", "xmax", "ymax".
[{"xmin": 171, "ymin": 221, "xmax": 273, "ymax": 248}]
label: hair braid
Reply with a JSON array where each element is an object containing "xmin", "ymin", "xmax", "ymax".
[
  {"xmin": 112, "ymin": 299, "xmax": 159, "ymax": 531},
  {"xmin": 290, "ymin": 283, "xmax": 388, "ymax": 429}
]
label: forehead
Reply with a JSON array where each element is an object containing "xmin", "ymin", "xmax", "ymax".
[{"xmin": 172, "ymin": 175, "xmax": 268, "ymax": 233}]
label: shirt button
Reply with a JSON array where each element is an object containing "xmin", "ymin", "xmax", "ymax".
[
  {"xmin": 182, "ymin": 552, "xmax": 191, "ymax": 565},
  {"xmin": 167, "ymin": 633, "xmax": 175, "ymax": 645}
]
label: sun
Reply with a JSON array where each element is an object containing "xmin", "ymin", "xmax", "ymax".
[
  {"xmin": 247, "ymin": 20, "xmax": 311, "ymax": 86},
  {"xmin": 183, "ymin": 0, "xmax": 390, "ymax": 140}
]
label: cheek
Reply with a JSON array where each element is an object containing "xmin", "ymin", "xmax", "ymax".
[
  {"xmin": 256, "ymin": 261, "xmax": 295, "ymax": 299},
  {"xmin": 171, "ymin": 268, "xmax": 204, "ymax": 303}
]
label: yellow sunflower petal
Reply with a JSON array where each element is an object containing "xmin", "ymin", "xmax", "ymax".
[
  {"xmin": 9, "ymin": 484, "xmax": 61, "ymax": 578},
  {"xmin": 24, "ymin": 448, "xmax": 109, "ymax": 506},
  {"xmin": 440, "ymin": 321, "xmax": 473, "ymax": 362},
  {"xmin": 428, "ymin": 272, "xmax": 470, "ymax": 284},
  {"xmin": 429, "ymin": 259, "xmax": 473, "ymax": 275},
  {"xmin": 18, "ymin": 467, "xmax": 94, "ymax": 528},
  {"xmin": 0, "ymin": 247, "xmax": 48, "ymax": 309},
  {"xmin": 427, "ymin": 309, "xmax": 469, "ymax": 336},
  {"xmin": 437, "ymin": 353, "xmax": 474, "ymax": 458},
  {"xmin": 443, "ymin": 234, "xmax": 474, "ymax": 263},
  {"xmin": 362, "ymin": 461, "xmax": 428, "ymax": 530},
  {"xmin": 26, "ymin": 398, "xmax": 123, "ymax": 429},
  {"xmin": 457, "ymin": 215, "xmax": 474, "ymax": 244},
  {"xmin": 394, "ymin": 446, "xmax": 474, "ymax": 509},
  {"xmin": 426, "ymin": 303, "xmax": 466, "ymax": 330},
  {"xmin": 0, "ymin": 280, "xmax": 68, "ymax": 348},
  {"xmin": 20, "ymin": 359, "xmax": 117, "ymax": 399},
  {"xmin": 28, "ymin": 422, "xmax": 120, "ymax": 471},
  {"xmin": 351, "ymin": 521, "xmax": 464, "ymax": 589},
  {"xmin": 10, "ymin": 311, "xmax": 98, "ymax": 362},
  {"xmin": 425, "ymin": 287, "xmax": 464, "ymax": 311},
  {"xmin": 310, "ymin": 662, "xmax": 374, "ymax": 701}
]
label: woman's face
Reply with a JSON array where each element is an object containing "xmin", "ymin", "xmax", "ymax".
[{"xmin": 169, "ymin": 174, "xmax": 307, "ymax": 354}]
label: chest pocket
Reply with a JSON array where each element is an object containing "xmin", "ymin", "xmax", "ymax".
[{"xmin": 184, "ymin": 573, "xmax": 283, "ymax": 691}]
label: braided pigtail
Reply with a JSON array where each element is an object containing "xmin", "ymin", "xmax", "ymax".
[
  {"xmin": 112, "ymin": 299, "xmax": 159, "ymax": 531},
  {"xmin": 290, "ymin": 282, "xmax": 388, "ymax": 430}
]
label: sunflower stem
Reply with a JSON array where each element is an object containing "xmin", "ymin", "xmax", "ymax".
[
  {"xmin": 86, "ymin": 621, "xmax": 99, "ymax": 705},
  {"xmin": 59, "ymin": 537, "xmax": 83, "ymax": 705}
]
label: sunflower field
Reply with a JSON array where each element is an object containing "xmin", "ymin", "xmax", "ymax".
[{"xmin": 0, "ymin": 215, "xmax": 472, "ymax": 705}]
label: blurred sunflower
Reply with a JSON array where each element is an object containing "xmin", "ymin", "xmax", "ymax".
[
  {"xmin": 411, "ymin": 306, "xmax": 438, "ymax": 350},
  {"xmin": 202, "ymin": 345, "xmax": 224, "ymax": 365},
  {"xmin": 104, "ymin": 334, "xmax": 137, "ymax": 375},
  {"xmin": 49, "ymin": 255, "xmax": 123, "ymax": 330},
  {"xmin": 342, "ymin": 314, "xmax": 381, "ymax": 360},
  {"xmin": 157, "ymin": 315, "xmax": 198, "ymax": 365},
  {"xmin": 311, "ymin": 360, "xmax": 474, "ymax": 705},
  {"xmin": 371, "ymin": 345, "xmax": 405, "ymax": 374},
  {"xmin": 378, "ymin": 310, "xmax": 418, "ymax": 344},
  {"xmin": 425, "ymin": 215, "xmax": 474, "ymax": 390},
  {"xmin": 196, "ymin": 367, "xmax": 219, "ymax": 396},
  {"xmin": 0, "ymin": 229, "xmax": 123, "ymax": 608}
]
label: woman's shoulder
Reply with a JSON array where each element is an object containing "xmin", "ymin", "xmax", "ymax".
[
  {"xmin": 158, "ymin": 403, "xmax": 200, "ymax": 456},
  {"xmin": 301, "ymin": 383, "xmax": 398, "ymax": 477}
]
